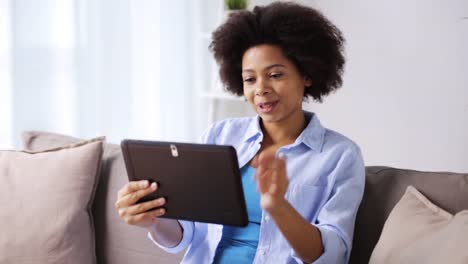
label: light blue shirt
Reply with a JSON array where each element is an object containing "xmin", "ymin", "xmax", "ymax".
[{"xmin": 149, "ymin": 111, "xmax": 365, "ymax": 264}]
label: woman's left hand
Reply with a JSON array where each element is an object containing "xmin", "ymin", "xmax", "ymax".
[{"xmin": 251, "ymin": 151, "xmax": 289, "ymax": 213}]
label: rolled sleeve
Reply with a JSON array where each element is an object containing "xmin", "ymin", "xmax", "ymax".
[
  {"xmin": 291, "ymin": 145, "xmax": 365, "ymax": 264},
  {"xmin": 313, "ymin": 145, "xmax": 365, "ymax": 263},
  {"xmin": 289, "ymin": 225, "xmax": 346, "ymax": 263},
  {"xmin": 313, "ymin": 225, "xmax": 347, "ymax": 263},
  {"xmin": 147, "ymin": 220, "xmax": 194, "ymax": 254}
]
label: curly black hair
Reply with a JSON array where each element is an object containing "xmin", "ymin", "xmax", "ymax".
[{"xmin": 209, "ymin": 1, "xmax": 345, "ymax": 102}]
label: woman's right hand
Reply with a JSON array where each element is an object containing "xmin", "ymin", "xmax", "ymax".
[{"xmin": 115, "ymin": 180, "xmax": 166, "ymax": 228}]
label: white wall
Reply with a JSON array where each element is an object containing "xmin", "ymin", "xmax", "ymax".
[
  {"xmin": 308, "ymin": 0, "xmax": 468, "ymax": 173},
  {"xmin": 217, "ymin": 0, "xmax": 468, "ymax": 173}
]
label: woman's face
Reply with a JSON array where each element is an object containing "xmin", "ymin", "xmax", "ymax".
[{"xmin": 242, "ymin": 44, "xmax": 311, "ymax": 125}]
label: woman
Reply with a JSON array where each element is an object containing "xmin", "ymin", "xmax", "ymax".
[{"xmin": 115, "ymin": 2, "xmax": 365, "ymax": 263}]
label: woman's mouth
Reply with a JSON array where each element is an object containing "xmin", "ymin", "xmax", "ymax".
[{"xmin": 257, "ymin": 100, "xmax": 279, "ymax": 114}]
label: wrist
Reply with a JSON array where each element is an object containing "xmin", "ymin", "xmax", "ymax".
[{"xmin": 265, "ymin": 197, "xmax": 290, "ymax": 216}]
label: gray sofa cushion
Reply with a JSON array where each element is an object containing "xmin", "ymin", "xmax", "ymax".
[
  {"xmin": 22, "ymin": 131, "xmax": 184, "ymax": 264},
  {"xmin": 350, "ymin": 166, "xmax": 468, "ymax": 264}
]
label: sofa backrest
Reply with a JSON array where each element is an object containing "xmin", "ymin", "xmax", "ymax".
[
  {"xmin": 349, "ymin": 166, "xmax": 468, "ymax": 264},
  {"xmin": 22, "ymin": 132, "xmax": 468, "ymax": 264}
]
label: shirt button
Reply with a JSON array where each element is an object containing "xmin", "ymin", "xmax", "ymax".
[
  {"xmin": 264, "ymin": 215, "xmax": 270, "ymax": 221},
  {"xmin": 258, "ymin": 249, "xmax": 266, "ymax": 255}
]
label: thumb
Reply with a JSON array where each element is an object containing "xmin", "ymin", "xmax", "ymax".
[{"xmin": 251, "ymin": 155, "xmax": 259, "ymax": 168}]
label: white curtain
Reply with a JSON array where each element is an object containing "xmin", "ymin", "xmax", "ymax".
[
  {"xmin": 0, "ymin": 0, "xmax": 209, "ymax": 149},
  {"xmin": 0, "ymin": 0, "xmax": 13, "ymax": 148}
]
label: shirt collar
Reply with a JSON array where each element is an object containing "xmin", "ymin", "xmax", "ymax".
[
  {"xmin": 242, "ymin": 111, "xmax": 325, "ymax": 152},
  {"xmin": 295, "ymin": 111, "xmax": 325, "ymax": 152},
  {"xmin": 243, "ymin": 115, "xmax": 263, "ymax": 142}
]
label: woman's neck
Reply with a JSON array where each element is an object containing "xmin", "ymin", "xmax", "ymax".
[{"xmin": 260, "ymin": 111, "xmax": 305, "ymax": 146}]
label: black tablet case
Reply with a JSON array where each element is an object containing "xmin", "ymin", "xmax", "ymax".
[{"xmin": 121, "ymin": 139, "xmax": 248, "ymax": 227}]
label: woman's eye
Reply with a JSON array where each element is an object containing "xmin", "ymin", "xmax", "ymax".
[
  {"xmin": 243, "ymin": 77, "xmax": 255, "ymax": 83},
  {"xmin": 270, "ymin": 73, "xmax": 283, "ymax": 79}
]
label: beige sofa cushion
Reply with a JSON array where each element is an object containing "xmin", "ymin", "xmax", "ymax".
[
  {"xmin": 22, "ymin": 131, "xmax": 183, "ymax": 264},
  {"xmin": 369, "ymin": 186, "xmax": 468, "ymax": 264},
  {"xmin": 0, "ymin": 138, "xmax": 104, "ymax": 264},
  {"xmin": 350, "ymin": 167, "xmax": 468, "ymax": 264}
]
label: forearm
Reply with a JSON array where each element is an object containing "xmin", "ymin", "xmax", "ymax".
[
  {"xmin": 147, "ymin": 218, "xmax": 183, "ymax": 248},
  {"xmin": 269, "ymin": 199, "xmax": 323, "ymax": 263}
]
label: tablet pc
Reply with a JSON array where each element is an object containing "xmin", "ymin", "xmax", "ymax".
[{"xmin": 121, "ymin": 139, "xmax": 248, "ymax": 227}]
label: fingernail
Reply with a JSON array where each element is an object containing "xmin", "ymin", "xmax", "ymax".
[
  {"xmin": 151, "ymin": 182, "xmax": 157, "ymax": 189},
  {"xmin": 140, "ymin": 180, "xmax": 149, "ymax": 187}
]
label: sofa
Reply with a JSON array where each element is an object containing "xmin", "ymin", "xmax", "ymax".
[{"xmin": 1, "ymin": 131, "xmax": 467, "ymax": 263}]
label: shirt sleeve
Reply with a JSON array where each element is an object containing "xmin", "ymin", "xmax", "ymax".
[
  {"xmin": 198, "ymin": 121, "xmax": 220, "ymax": 144},
  {"xmin": 147, "ymin": 220, "xmax": 195, "ymax": 254},
  {"xmin": 292, "ymin": 145, "xmax": 365, "ymax": 264}
]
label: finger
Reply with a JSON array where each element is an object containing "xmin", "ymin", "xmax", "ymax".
[
  {"xmin": 255, "ymin": 172, "xmax": 265, "ymax": 194},
  {"xmin": 269, "ymin": 167, "xmax": 278, "ymax": 193},
  {"xmin": 251, "ymin": 155, "xmax": 259, "ymax": 168},
  {"xmin": 272, "ymin": 155, "xmax": 287, "ymax": 181},
  {"xmin": 117, "ymin": 180, "xmax": 151, "ymax": 198},
  {"xmin": 272, "ymin": 156, "xmax": 288, "ymax": 195},
  {"xmin": 255, "ymin": 165, "xmax": 265, "ymax": 192},
  {"xmin": 115, "ymin": 182, "xmax": 157, "ymax": 208},
  {"xmin": 256, "ymin": 166, "xmax": 272, "ymax": 194},
  {"xmin": 276, "ymin": 156, "xmax": 287, "ymax": 183},
  {"xmin": 149, "ymin": 207, "xmax": 167, "ymax": 219},
  {"xmin": 117, "ymin": 182, "xmax": 157, "ymax": 208},
  {"xmin": 121, "ymin": 197, "xmax": 166, "ymax": 217},
  {"xmin": 268, "ymin": 182, "xmax": 278, "ymax": 194},
  {"xmin": 124, "ymin": 207, "xmax": 166, "ymax": 225},
  {"xmin": 275, "ymin": 153, "xmax": 287, "ymax": 170},
  {"xmin": 262, "ymin": 160, "xmax": 279, "ymax": 195}
]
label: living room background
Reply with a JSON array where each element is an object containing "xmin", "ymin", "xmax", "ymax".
[{"xmin": 0, "ymin": 0, "xmax": 467, "ymax": 173}]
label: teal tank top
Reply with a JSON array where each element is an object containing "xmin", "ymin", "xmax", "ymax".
[{"xmin": 213, "ymin": 166, "xmax": 261, "ymax": 263}]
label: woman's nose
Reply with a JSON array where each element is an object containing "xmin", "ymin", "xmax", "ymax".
[{"xmin": 255, "ymin": 79, "xmax": 271, "ymax": 96}]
